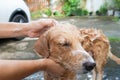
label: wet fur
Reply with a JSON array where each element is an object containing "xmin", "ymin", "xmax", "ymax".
[
  {"xmin": 34, "ymin": 24, "xmax": 120, "ymax": 80},
  {"xmin": 80, "ymin": 28, "xmax": 120, "ymax": 80}
]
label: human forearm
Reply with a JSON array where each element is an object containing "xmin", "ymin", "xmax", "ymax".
[
  {"xmin": 0, "ymin": 22, "xmax": 28, "ymax": 38},
  {"xmin": 0, "ymin": 19, "xmax": 57, "ymax": 38},
  {"xmin": 0, "ymin": 59, "xmax": 45, "ymax": 80},
  {"xmin": 0, "ymin": 59, "xmax": 64, "ymax": 80}
]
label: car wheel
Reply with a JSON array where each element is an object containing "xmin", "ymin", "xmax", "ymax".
[
  {"xmin": 10, "ymin": 14, "xmax": 28, "ymax": 40},
  {"xmin": 11, "ymin": 14, "xmax": 28, "ymax": 23}
]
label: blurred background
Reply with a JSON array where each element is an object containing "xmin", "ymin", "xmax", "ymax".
[{"xmin": 25, "ymin": 0, "xmax": 120, "ymax": 19}]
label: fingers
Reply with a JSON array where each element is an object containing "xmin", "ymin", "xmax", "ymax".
[
  {"xmin": 28, "ymin": 19, "xmax": 59, "ymax": 38},
  {"xmin": 47, "ymin": 64, "xmax": 65, "ymax": 77},
  {"xmin": 44, "ymin": 59, "xmax": 65, "ymax": 76},
  {"xmin": 37, "ymin": 19, "xmax": 58, "ymax": 27},
  {"xmin": 49, "ymin": 61, "xmax": 65, "ymax": 76}
]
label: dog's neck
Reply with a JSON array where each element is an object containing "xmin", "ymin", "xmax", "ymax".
[{"xmin": 44, "ymin": 69, "xmax": 76, "ymax": 80}]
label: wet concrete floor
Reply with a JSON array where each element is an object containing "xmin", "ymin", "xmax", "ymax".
[{"xmin": 0, "ymin": 16, "xmax": 120, "ymax": 80}]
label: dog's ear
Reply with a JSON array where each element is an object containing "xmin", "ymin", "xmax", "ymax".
[{"xmin": 34, "ymin": 34, "xmax": 50, "ymax": 58}]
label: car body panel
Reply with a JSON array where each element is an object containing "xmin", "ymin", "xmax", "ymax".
[{"xmin": 0, "ymin": 0, "xmax": 30, "ymax": 22}]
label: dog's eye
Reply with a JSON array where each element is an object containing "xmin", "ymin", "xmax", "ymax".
[
  {"xmin": 63, "ymin": 42, "xmax": 70, "ymax": 46},
  {"xmin": 58, "ymin": 42, "xmax": 70, "ymax": 47}
]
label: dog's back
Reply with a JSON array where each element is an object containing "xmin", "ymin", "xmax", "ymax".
[{"xmin": 80, "ymin": 28, "xmax": 120, "ymax": 80}]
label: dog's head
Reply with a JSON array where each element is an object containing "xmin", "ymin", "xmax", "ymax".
[{"xmin": 34, "ymin": 24, "xmax": 95, "ymax": 74}]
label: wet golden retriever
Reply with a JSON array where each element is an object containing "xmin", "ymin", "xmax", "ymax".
[
  {"xmin": 34, "ymin": 23, "xmax": 120, "ymax": 80},
  {"xmin": 34, "ymin": 23, "xmax": 95, "ymax": 80}
]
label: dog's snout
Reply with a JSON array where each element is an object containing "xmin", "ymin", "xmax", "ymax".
[{"xmin": 83, "ymin": 62, "xmax": 96, "ymax": 71}]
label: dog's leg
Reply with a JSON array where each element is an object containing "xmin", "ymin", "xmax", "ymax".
[
  {"xmin": 92, "ymin": 68, "xmax": 103, "ymax": 80},
  {"xmin": 92, "ymin": 62, "xmax": 104, "ymax": 80},
  {"xmin": 92, "ymin": 40, "xmax": 109, "ymax": 80},
  {"xmin": 95, "ymin": 63, "xmax": 104, "ymax": 80},
  {"xmin": 96, "ymin": 73, "xmax": 103, "ymax": 80},
  {"xmin": 92, "ymin": 69, "xmax": 97, "ymax": 80}
]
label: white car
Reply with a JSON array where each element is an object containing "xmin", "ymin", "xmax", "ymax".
[
  {"xmin": 0, "ymin": 0, "xmax": 30, "ymax": 23},
  {"xmin": 0, "ymin": 0, "xmax": 31, "ymax": 40}
]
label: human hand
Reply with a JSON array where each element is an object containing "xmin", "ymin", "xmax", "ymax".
[
  {"xmin": 26, "ymin": 19, "xmax": 58, "ymax": 37},
  {"xmin": 42, "ymin": 59, "xmax": 65, "ymax": 77}
]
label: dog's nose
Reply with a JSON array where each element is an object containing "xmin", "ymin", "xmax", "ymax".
[{"xmin": 83, "ymin": 62, "xmax": 96, "ymax": 71}]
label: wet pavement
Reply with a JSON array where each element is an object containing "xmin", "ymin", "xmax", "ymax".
[{"xmin": 0, "ymin": 16, "xmax": 120, "ymax": 80}]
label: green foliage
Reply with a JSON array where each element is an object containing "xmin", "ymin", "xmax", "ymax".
[
  {"xmin": 31, "ymin": 8, "xmax": 52, "ymax": 19},
  {"xmin": 114, "ymin": 0, "xmax": 120, "ymax": 10},
  {"xmin": 62, "ymin": 0, "xmax": 80, "ymax": 16},
  {"xmin": 43, "ymin": 8, "xmax": 52, "ymax": 16},
  {"xmin": 53, "ymin": 11, "xmax": 65, "ymax": 17},
  {"xmin": 31, "ymin": 10, "xmax": 42, "ymax": 20},
  {"xmin": 89, "ymin": 12, "xmax": 93, "ymax": 16},
  {"xmin": 109, "ymin": 37, "xmax": 120, "ymax": 42},
  {"xmin": 96, "ymin": 10, "xmax": 101, "ymax": 16},
  {"xmin": 68, "ymin": 0, "xmax": 79, "ymax": 6},
  {"xmin": 62, "ymin": 2, "xmax": 72, "ymax": 16},
  {"xmin": 97, "ymin": 2, "xmax": 108, "ymax": 16},
  {"xmin": 71, "ymin": 9, "xmax": 88, "ymax": 16},
  {"xmin": 82, "ymin": 9, "xmax": 88, "ymax": 16},
  {"xmin": 112, "ymin": 17, "xmax": 119, "ymax": 22},
  {"xmin": 99, "ymin": 6, "xmax": 107, "ymax": 15},
  {"xmin": 62, "ymin": 0, "xmax": 88, "ymax": 16}
]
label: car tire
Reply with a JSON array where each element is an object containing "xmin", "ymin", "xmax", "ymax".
[
  {"xmin": 10, "ymin": 14, "xmax": 28, "ymax": 40},
  {"xmin": 10, "ymin": 14, "xmax": 28, "ymax": 23}
]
